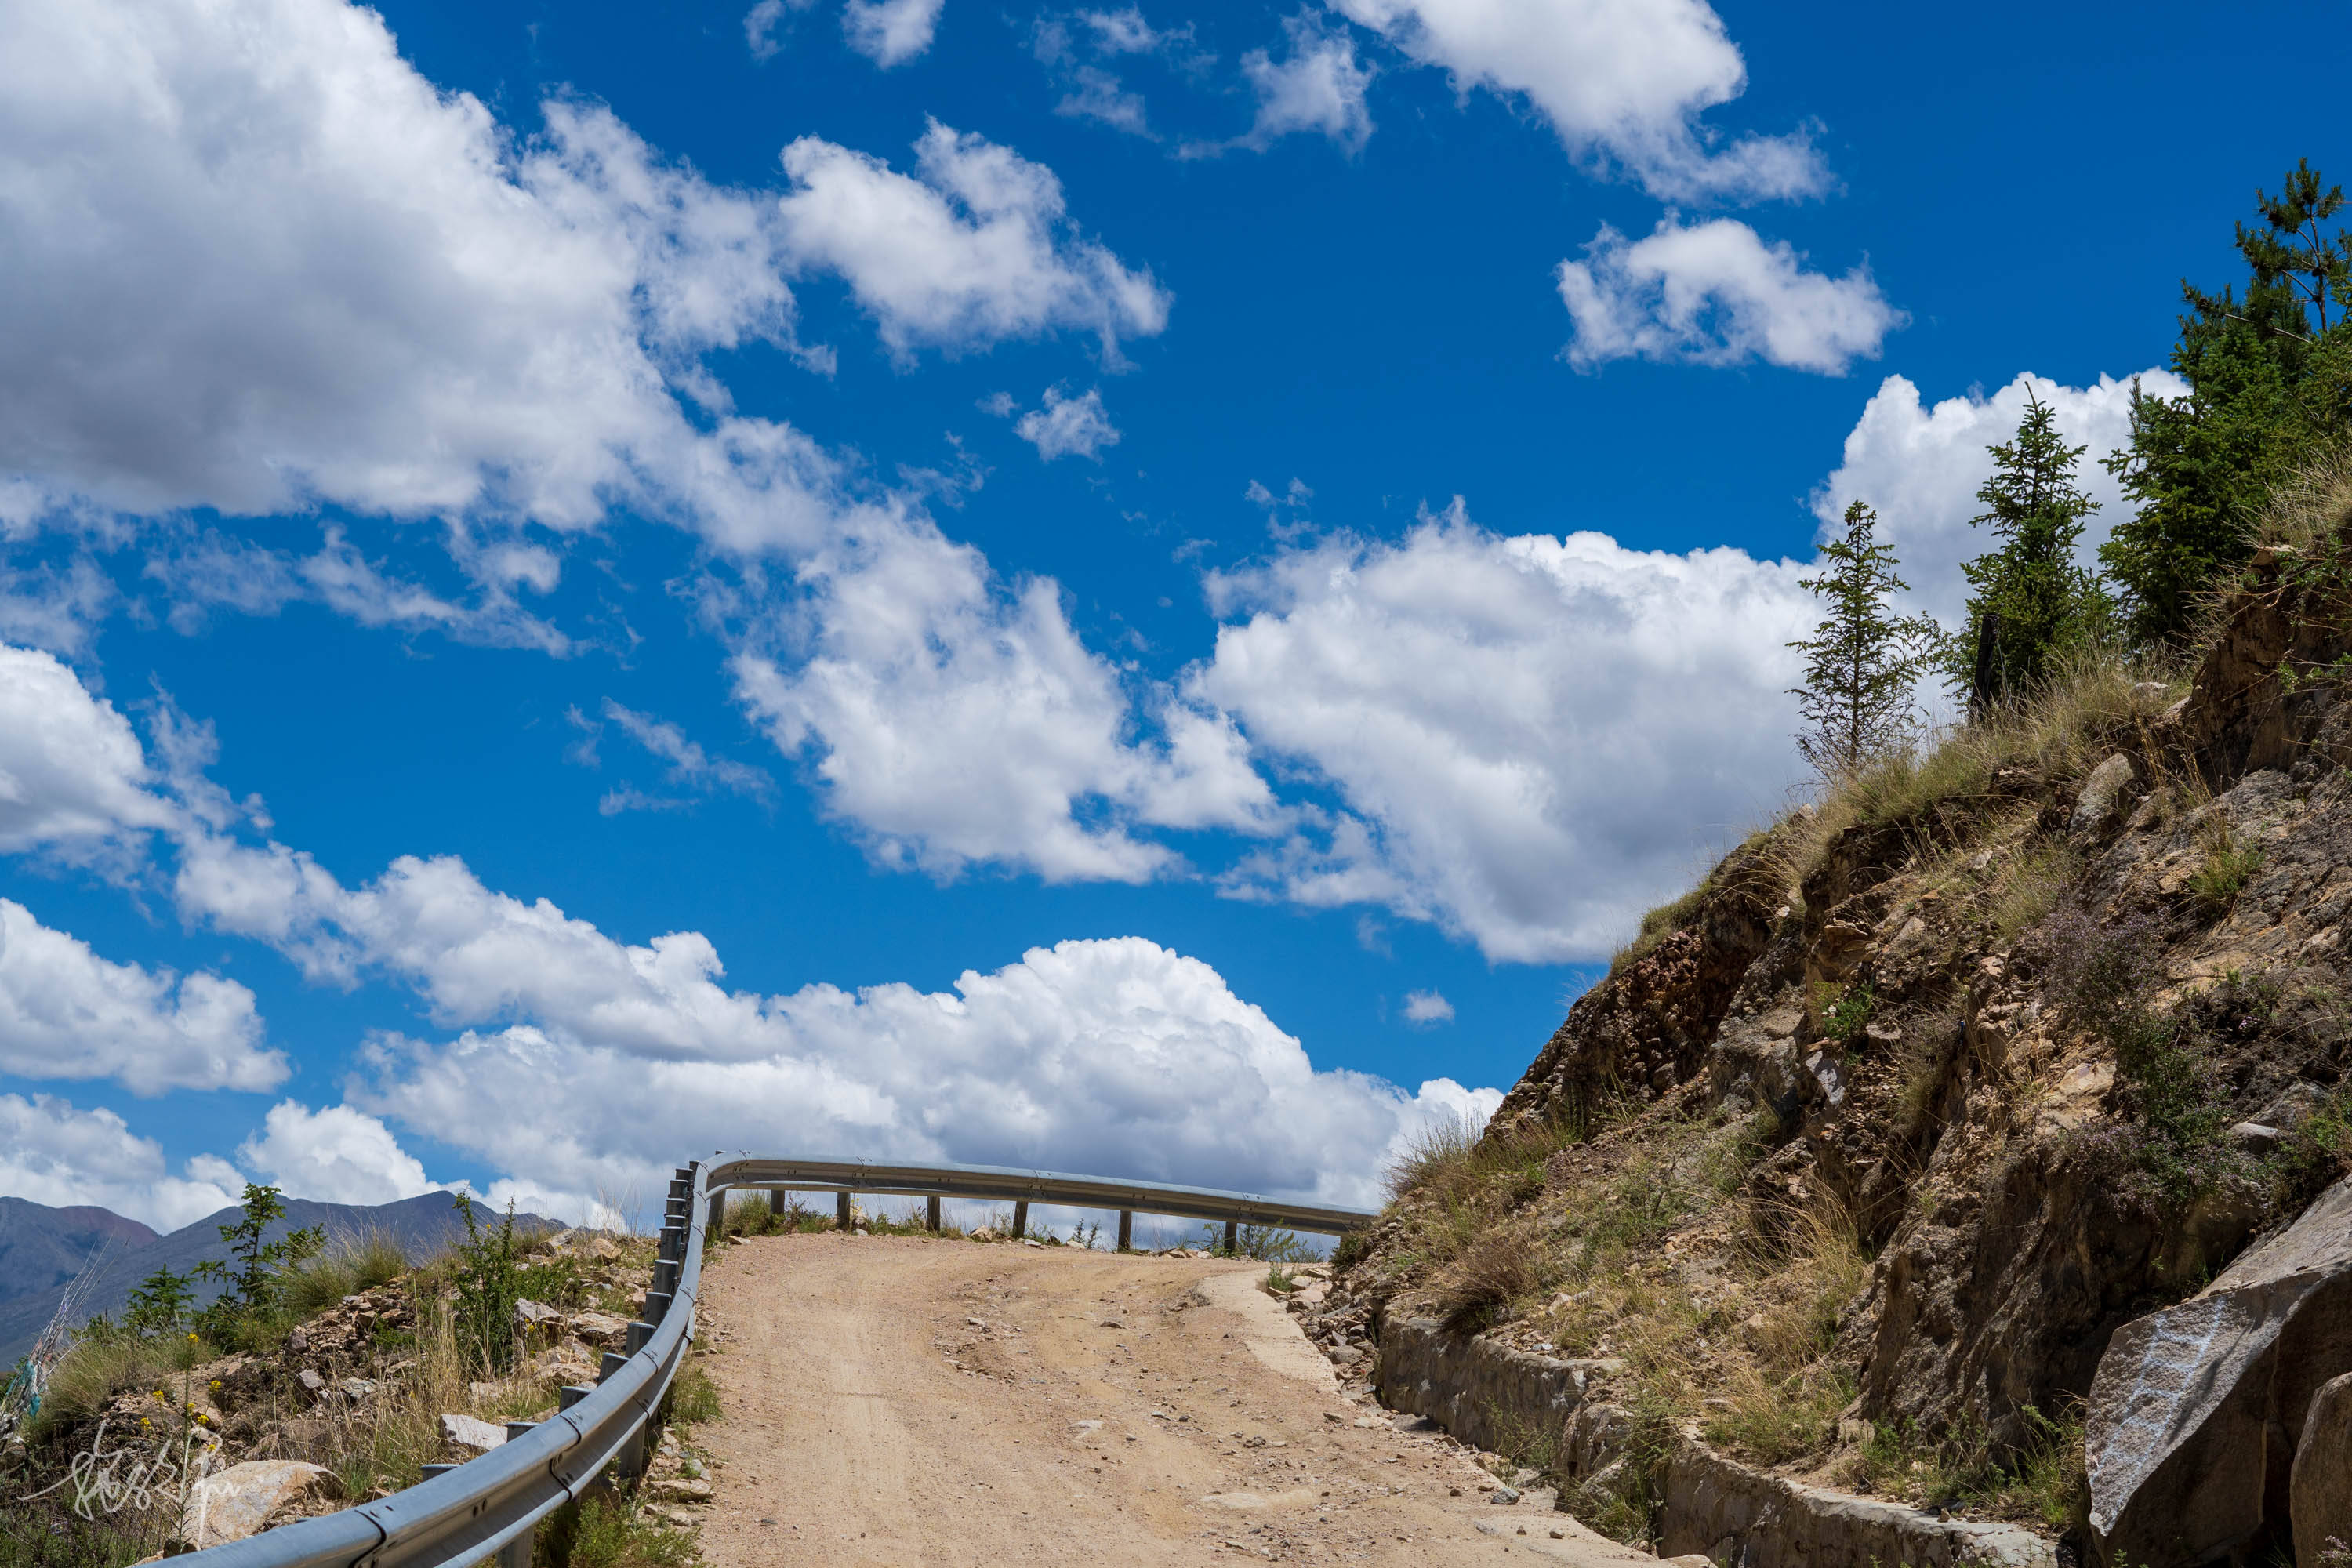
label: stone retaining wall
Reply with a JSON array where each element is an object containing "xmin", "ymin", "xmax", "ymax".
[{"xmin": 1374, "ymin": 1316, "xmax": 2056, "ymax": 1568}]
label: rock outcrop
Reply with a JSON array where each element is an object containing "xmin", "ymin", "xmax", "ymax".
[
  {"xmin": 2088, "ymin": 1175, "xmax": 2352, "ymax": 1564},
  {"xmin": 1326, "ymin": 513, "xmax": 2352, "ymax": 1566}
]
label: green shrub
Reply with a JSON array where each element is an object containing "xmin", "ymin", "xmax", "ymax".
[{"xmin": 450, "ymin": 1196, "xmax": 528, "ymax": 1374}]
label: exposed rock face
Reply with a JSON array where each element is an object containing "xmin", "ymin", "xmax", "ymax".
[
  {"xmin": 1330, "ymin": 532, "xmax": 2352, "ymax": 1566},
  {"xmin": 2071, "ymin": 753, "xmax": 2138, "ymax": 833},
  {"xmin": 2292, "ymin": 1372, "xmax": 2352, "ymax": 1567},
  {"xmin": 1494, "ymin": 830, "xmax": 1787, "ymax": 1125},
  {"xmin": 2088, "ymin": 1176, "xmax": 2352, "ymax": 1566}
]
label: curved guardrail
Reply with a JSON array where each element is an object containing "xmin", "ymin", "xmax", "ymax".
[
  {"xmin": 704, "ymin": 1155, "xmax": 1378, "ymax": 1246},
  {"xmin": 172, "ymin": 1156, "xmax": 1372, "ymax": 1568},
  {"xmin": 179, "ymin": 1160, "xmax": 713, "ymax": 1568}
]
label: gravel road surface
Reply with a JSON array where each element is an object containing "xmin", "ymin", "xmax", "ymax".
[{"xmin": 689, "ymin": 1231, "xmax": 1658, "ymax": 1566}]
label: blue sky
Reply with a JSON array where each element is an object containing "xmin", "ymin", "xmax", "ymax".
[{"xmin": 0, "ymin": 0, "xmax": 2338, "ymax": 1229}]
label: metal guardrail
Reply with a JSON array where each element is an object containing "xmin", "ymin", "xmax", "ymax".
[
  {"xmin": 704, "ymin": 1155, "xmax": 1379, "ymax": 1248},
  {"xmin": 172, "ymin": 1156, "xmax": 1371, "ymax": 1568},
  {"xmin": 179, "ymin": 1160, "xmax": 713, "ymax": 1568}
]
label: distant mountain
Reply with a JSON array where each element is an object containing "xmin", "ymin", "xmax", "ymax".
[
  {"xmin": 0, "ymin": 1199, "xmax": 158, "ymax": 1309},
  {"xmin": 0, "ymin": 1192, "xmax": 557, "ymax": 1366}
]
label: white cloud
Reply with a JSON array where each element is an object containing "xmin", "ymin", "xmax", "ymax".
[
  {"xmin": 728, "ymin": 515, "xmax": 1274, "ymax": 883},
  {"xmin": 1400, "ymin": 988, "xmax": 1453, "ymax": 1025},
  {"xmin": 776, "ymin": 120, "xmax": 1171, "ymax": 360},
  {"xmin": 1014, "ymin": 387, "xmax": 1123, "ymax": 461},
  {"xmin": 0, "ymin": 0, "xmax": 818, "ymax": 532},
  {"xmin": 0, "ymin": 643, "xmax": 172, "ymax": 855},
  {"xmin": 0, "ymin": 1093, "xmax": 245, "ymax": 1231},
  {"xmin": 843, "ymin": 0, "xmax": 945, "ymax": 67},
  {"xmin": 144, "ymin": 526, "xmax": 572, "ymax": 655},
  {"xmin": 1057, "ymin": 66, "xmax": 1154, "ymax": 135},
  {"xmin": 156, "ymin": 794, "xmax": 1499, "ymax": 1215},
  {"xmin": 238, "ymin": 1100, "xmax": 437, "ymax": 1206},
  {"xmin": 0, "ymin": 898, "xmax": 284, "ymax": 1094},
  {"xmin": 348, "ymin": 935, "xmax": 1495, "ymax": 1217},
  {"xmin": 1327, "ymin": 0, "xmax": 1827, "ymax": 201},
  {"xmin": 571, "ymin": 699, "xmax": 776, "ymax": 815},
  {"xmin": 1193, "ymin": 503, "xmax": 1814, "ymax": 962},
  {"xmin": 1080, "ymin": 8, "xmax": 1181, "ymax": 53},
  {"xmin": 1814, "ymin": 368, "xmax": 2188, "ymax": 624},
  {"xmin": 1236, "ymin": 13, "xmax": 1374, "ymax": 153},
  {"xmin": 743, "ymin": 0, "xmax": 811, "ymax": 60},
  {"xmin": 1556, "ymin": 216, "xmax": 1904, "ymax": 376}
]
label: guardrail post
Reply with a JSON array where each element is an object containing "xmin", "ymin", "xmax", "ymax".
[
  {"xmin": 652, "ymin": 1259, "xmax": 679, "ymax": 1299},
  {"xmin": 769, "ymin": 1189, "xmax": 786, "ymax": 1219},
  {"xmin": 1117, "ymin": 1210, "xmax": 1131, "ymax": 1252},
  {"xmin": 836, "ymin": 1192, "xmax": 851, "ymax": 1231},
  {"xmin": 560, "ymin": 1385, "xmax": 592, "ymax": 1412},
  {"xmin": 927, "ymin": 1196, "xmax": 941, "ymax": 1232},
  {"xmin": 644, "ymin": 1291, "xmax": 672, "ymax": 1324},
  {"xmin": 1223, "ymin": 1219, "xmax": 1237, "ymax": 1256},
  {"xmin": 706, "ymin": 1188, "xmax": 724, "ymax": 1243},
  {"xmin": 497, "ymin": 1425, "xmax": 539, "ymax": 1568},
  {"xmin": 626, "ymin": 1320, "xmax": 655, "ymax": 1356},
  {"xmin": 1012, "ymin": 1200, "xmax": 1028, "ymax": 1240},
  {"xmin": 659, "ymin": 1225, "xmax": 683, "ymax": 1263}
]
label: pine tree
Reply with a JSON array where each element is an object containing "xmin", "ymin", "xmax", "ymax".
[
  {"xmin": 1943, "ymin": 387, "xmax": 2110, "ymax": 711},
  {"xmin": 1788, "ymin": 501, "xmax": 1938, "ymax": 777},
  {"xmin": 2102, "ymin": 162, "xmax": 2352, "ymax": 648}
]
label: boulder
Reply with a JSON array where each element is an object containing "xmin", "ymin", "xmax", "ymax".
[
  {"xmin": 2071, "ymin": 753, "xmax": 2137, "ymax": 833},
  {"xmin": 2087, "ymin": 1174, "xmax": 2352, "ymax": 1563},
  {"xmin": 568, "ymin": 1311, "xmax": 629, "ymax": 1345},
  {"xmin": 440, "ymin": 1413, "xmax": 508, "ymax": 1453},
  {"xmin": 2294, "ymin": 1372, "xmax": 2352, "ymax": 1566},
  {"xmin": 183, "ymin": 1461, "xmax": 332, "ymax": 1550}
]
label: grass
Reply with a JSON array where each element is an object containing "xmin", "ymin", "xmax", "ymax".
[
  {"xmin": 281, "ymin": 1227, "xmax": 411, "ymax": 1320},
  {"xmin": 1850, "ymin": 1404, "xmax": 2085, "ymax": 1527},
  {"xmin": 1610, "ymin": 880, "xmax": 1713, "ymax": 976},
  {"xmin": 1779, "ymin": 649, "xmax": 2170, "ymax": 891},
  {"xmin": 662, "ymin": 1364, "xmax": 720, "ymax": 1428},
  {"xmin": 535, "ymin": 1497, "xmax": 699, "ymax": 1568},
  {"xmin": 27, "ymin": 1332, "xmax": 215, "ymax": 1439}
]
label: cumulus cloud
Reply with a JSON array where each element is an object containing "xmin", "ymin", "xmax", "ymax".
[
  {"xmin": 1557, "ymin": 216, "xmax": 1904, "ymax": 376},
  {"xmin": 1813, "ymin": 368, "xmax": 2187, "ymax": 624},
  {"xmin": 777, "ymin": 120, "xmax": 1170, "ymax": 360},
  {"xmin": 0, "ymin": 643, "xmax": 172, "ymax": 855},
  {"xmin": 1233, "ymin": 13, "xmax": 1374, "ymax": 153},
  {"xmin": 1193, "ymin": 503, "xmax": 1814, "ymax": 962},
  {"xmin": 349, "ymin": 936, "xmax": 1496, "ymax": 1217},
  {"xmin": 0, "ymin": 899, "xmax": 283, "ymax": 1094},
  {"xmin": 238, "ymin": 1101, "xmax": 437, "ymax": 1206},
  {"xmin": 1014, "ymin": 387, "xmax": 1122, "ymax": 461},
  {"xmin": 728, "ymin": 515, "xmax": 1276, "ymax": 882},
  {"xmin": 1400, "ymin": 989, "xmax": 1453, "ymax": 1025},
  {"xmin": 0, "ymin": 1093, "xmax": 245, "ymax": 1231},
  {"xmin": 843, "ymin": 0, "xmax": 945, "ymax": 66},
  {"xmin": 0, "ymin": 1, "xmax": 818, "ymax": 532},
  {"xmin": 1327, "ymin": 0, "xmax": 1826, "ymax": 201},
  {"xmin": 158, "ymin": 807, "xmax": 1499, "ymax": 1214}
]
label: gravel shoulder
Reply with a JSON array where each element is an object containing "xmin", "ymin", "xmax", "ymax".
[{"xmin": 690, "ymin": 1232, "xmax": 1657, "ymax": 1566}]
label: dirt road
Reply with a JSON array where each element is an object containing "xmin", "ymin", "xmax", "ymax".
[{"xmin": 688, "ymin": 1232, "xmax": 1656, "ymax": 1566}]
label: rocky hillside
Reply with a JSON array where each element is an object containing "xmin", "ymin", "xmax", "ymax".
[{"xmin": 1317, "ymin": 466, "xmax": 2352, "ymax": 1564}]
